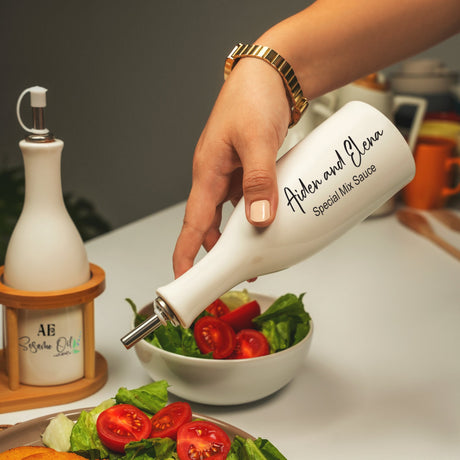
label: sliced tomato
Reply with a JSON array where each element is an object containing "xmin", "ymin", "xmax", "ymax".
[
  {"xmin": 219, "ymin": 300, "xmax": 261, "ymax": 332},
  {"xmin": 177, "ymin": 420, "xmax": 231, "ymax": 460},
  {"xmin": 228, "ymin": 329, "xmax": 270, "ymax": 359},
  {"xmin": 205, "ymin": 298, "xmax": 230, "ymax": 318},
  {"xmin": 96, "ymin": 404, "xmax": 152, "ymax": 453},
  {"xmin": 194, "ymin": 316, "xmax": 236, "ymax": 359},
  {"xmin": 150, "ymin": 401, "xmax": 192, "ymax": 440}
]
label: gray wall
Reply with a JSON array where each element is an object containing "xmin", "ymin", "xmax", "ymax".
[{"xmin": 1, "ymin": 1, "xmax": 459, "ymax": 231}]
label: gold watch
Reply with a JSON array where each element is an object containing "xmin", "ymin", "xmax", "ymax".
[{"xmin": 224, "ymin": 43, "xmax": 309, "ymax": 127}]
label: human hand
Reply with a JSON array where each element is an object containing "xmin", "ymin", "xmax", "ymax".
[{"xmin": 173, "ymin": 57, "xmax": 291, "ymax": 278}]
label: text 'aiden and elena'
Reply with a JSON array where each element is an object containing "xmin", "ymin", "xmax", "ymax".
[{"xmin": 283, "ymin": 129, "xmax": 384, "ymax": 215}]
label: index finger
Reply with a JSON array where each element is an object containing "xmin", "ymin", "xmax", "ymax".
[{"xmin": 173, "ymin": 188, "xmax": 216, "ymax": 278}]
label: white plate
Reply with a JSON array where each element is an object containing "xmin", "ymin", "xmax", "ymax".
[{"xmin": 0, "ymin": 407, "xmax": 253, "ymax": 452}]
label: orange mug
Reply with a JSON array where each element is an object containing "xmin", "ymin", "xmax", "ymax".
[{"xmin": 403, "ymin": 136, "xmax": 460, "ymax": 209}]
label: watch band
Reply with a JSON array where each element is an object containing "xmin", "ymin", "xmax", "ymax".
[{"xmin": 224, "ymin": 43, "xmax": 309, "ymax": 127}]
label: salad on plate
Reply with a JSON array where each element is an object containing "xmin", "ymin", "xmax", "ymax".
[{"xmin": 41, "ymin": 380, "xmax": 287, "ymax": 460}]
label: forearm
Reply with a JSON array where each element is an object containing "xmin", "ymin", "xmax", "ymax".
[{"xmin": 256, "ymin": 0, "xmax": 460, "ymax": 99}]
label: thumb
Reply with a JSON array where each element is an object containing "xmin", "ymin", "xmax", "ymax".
[{"xmin": 241, "ymin": 145, "xmax": 279, "ymax": 227}]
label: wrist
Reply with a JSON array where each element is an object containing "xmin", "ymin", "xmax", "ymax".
[{"xmin": 224, "ymin": 43, "xmax": 309, "ymax": 127}]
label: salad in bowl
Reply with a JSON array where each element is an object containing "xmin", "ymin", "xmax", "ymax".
[{"xmin": 130, "ymin": 291, "xmax": 314, "ymax": 405}]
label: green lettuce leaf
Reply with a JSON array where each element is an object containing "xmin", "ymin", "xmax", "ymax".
[
  {"xmin": 253, "ymin": 293, "xmax": 311, "ymax": 353},
  {"xmin": 227, "ymin": 436, "xmax": 287, "ymax": 460},
  {"xmin": 121, "ymin": 438, "xmax": 178, "ymax": 460},
  {"xmin": 254, "ymin": 438, "xmax": 288, "ymax": 459},
  {"xmin": 127, "ymin": 298, "xmax": 211, "ymax": 358},
  {"xmin": 70, "ymin": 399, "xmax": 115, "ymax": 457},
  {"xmin": 115, "ymin": 381, "xmax": 169, "ymax": 414},
  {"xmin": 219, "ymin": 289, "xmax": 251, "ymax": 310},
  {"xmin": 148, "ymin": 322, "xmax": 212, "ymax": 358},
  {"xmin": 41, "ymin": 412, "xmax": 75, "ymax": 452}
]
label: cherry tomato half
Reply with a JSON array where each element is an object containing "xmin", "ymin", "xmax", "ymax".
[
  {"xmin": 228, "ymin": 329, "xmax": 270, "ymax": 359},
  {"xmin": 96, "ymin": 404, "xmax": 152, "ymax": 453},
  {"xmin": 177, "ymin": 420, "xmax": 231, "ymax": 460},
  {"xmin": 205, "ymin": 298, "xmax": 230, "ymax": 318},
  {"xmin": 194, "ymin": 316, "xmax": 236, "ymax": 359},
  {"xmin": 150, "ymin": 401, "xmax": 192, "ymax": 440},
  {"xmin": 220, "ymin": 300, "xmax": 261, "ymax": 332}
]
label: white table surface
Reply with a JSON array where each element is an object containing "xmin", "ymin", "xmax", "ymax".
[{"xmin": 1, "ymin": 201, "xmax": 460, "ymax": 459}]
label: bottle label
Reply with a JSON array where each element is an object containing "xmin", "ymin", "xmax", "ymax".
[
  {"xmin": 278, "ymin": 102, "xmax": 414, "ymax": 220},
  {"xmin": 16, "ymin": 304, "xmax": 84, "ymax": 385},
  {"xmin": 18, "ymin": 324, "xmax": 82, "ymax": 357},
  {"xmin": 284, "ymin": 130, "xmax": 384, "ymax": 216}
]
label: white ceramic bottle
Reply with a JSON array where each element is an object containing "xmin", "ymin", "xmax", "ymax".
[
  {"xmin": 121, "ymin": 101, "xmax": 416, "ymax": 348},
  {"xmin": 3, "ymin": 86, "xmax": 90, "ymax": 385}
]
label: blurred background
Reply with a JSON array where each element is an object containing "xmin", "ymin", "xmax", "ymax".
[{"xmin": 1, "ymin": 0, "xmax": 459, "ymax": 258}]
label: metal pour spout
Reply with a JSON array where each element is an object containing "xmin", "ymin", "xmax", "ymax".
[{"xmin": 120, "ymin": 297, "xmax": 179, "ymax": 349}]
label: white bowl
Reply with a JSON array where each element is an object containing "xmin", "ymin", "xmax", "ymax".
[{"xmin": 134, "ymin": 293, "xmax": 313, "ymax": 405}]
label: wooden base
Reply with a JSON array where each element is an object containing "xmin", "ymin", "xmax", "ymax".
[
  {"xmin": 0, "ymin": 349, "xmax": 108, "ymax": 414},
  {"xmin": 0, "ymin": 263, "xmax": 106, "ymax": 398}
]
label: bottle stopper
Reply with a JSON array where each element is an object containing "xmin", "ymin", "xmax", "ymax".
[{"xmin": 16, "ymin": 86, "xmax": 52, "ymax": 138}]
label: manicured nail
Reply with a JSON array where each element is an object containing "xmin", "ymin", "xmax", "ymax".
[{"xmin": 250, "ymin": 200, "xmax": 270, "ymax": 223}]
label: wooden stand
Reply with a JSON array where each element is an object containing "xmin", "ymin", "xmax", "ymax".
[{"xmin": 0, "ymin": 263, "xmax": 108, "ymax": 413}]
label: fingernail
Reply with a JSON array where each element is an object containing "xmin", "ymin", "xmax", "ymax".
[{"xmin": 250, "ymin": 200, "xmax": 270, "ymax": 223}]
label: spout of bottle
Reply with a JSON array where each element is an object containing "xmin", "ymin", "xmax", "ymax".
[
  {"xmin": 120, "ymin": 296, "xmax": 180, "ymax": 349},
  {"xmin": 17, "ymin": 86, "xmax": 52, "ymax": 138},
  {"xmin": 120, "ymin": 312, "xmax": 163, "ymax": 349}
]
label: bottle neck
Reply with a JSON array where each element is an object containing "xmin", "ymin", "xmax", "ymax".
[
  {"xmin": 19, "ymin": 139, "xmax": 66, "ymax": 211},
  {"xmin": 156, "ymin": 237, "xmax": 249, "ymax": 328}
]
